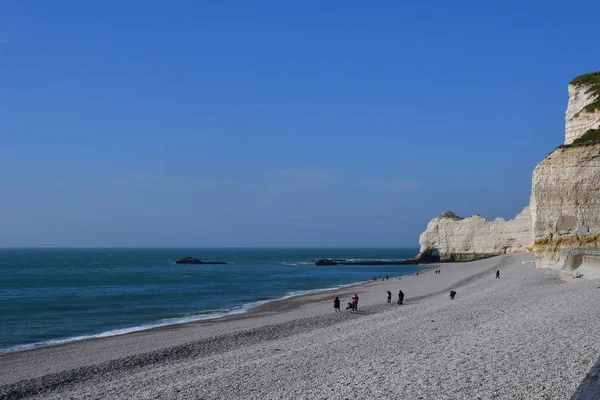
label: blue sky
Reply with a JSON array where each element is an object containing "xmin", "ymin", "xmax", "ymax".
[{"xmin": 0, "ymin": 0, "xmax": 598, "ymax": 247}]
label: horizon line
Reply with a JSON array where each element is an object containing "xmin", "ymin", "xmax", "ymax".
[{"xmin": 0, "ymin": 246, "xmax": 420, "ymax": 250}]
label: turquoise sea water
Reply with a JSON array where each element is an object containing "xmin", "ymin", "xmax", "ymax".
[{"xmin": 0, "ymin": 248, "xmax": 420, "ymax": 353}]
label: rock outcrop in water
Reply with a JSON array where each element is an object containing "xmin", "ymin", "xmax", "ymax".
[
  {"xmin": 175, "ymin": 257, "xmax": 228, "ymax": 265},
  {"xmin": 529, "ymin": 71, "xmax": 600, "ymax": 277},
  {"xmin": 416, "ymin": 207, "xmax": 533, "ymax": 262},
  {"xmin": 315, "ymin": 259, "xmax": 338, "ymax": 266}
]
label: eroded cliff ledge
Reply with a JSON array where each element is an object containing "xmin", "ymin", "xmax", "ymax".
[
  {"xmin": 529, "ymin": 71, "xmax": 600, "ymax": 277},
  {"xmin": 565, "ymin": 71, "xmax": 600, "ymax": 145},
  {"xmin": 416, "ymin": 207, "xmax": 533, "ymax": 262},
  {"xmin": 530, "ymin": 130, "xmax": 600, "ymax": 276}
]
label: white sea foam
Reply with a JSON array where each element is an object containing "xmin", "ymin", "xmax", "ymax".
[
  {"xmin": 0, "ymin": 279, "xmax": 374, "ymax": 355},
  {"xmin": 281, "ymin": 261, "xmax": 312, "ymax": 266},
  {"xmin": 0, "ymin": 304, "xmax": 266, "ymax": 354}
]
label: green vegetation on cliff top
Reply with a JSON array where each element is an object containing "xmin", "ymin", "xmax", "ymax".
[
  {"xmin": 570, "ymin": 128, "xmax": 600, "ymax": 146},
  {"xmin": 439, "ymin": 211, "xmax": 464, "ymax": 220},
  {"xmin": 570, "ymin": 71, "xmax": 600, "ymax": 113}
]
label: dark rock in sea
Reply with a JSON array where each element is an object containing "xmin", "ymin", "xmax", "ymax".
[
  {"xmin": 175, "ymin": 257, "xmax": 227, "ymax": 265},
  {"xmin": 176, "ymin": 257, "xmax": 202, "ymax": 264},
  {"xmin": 315, "ymin": 259, "xmax": 338, "ymax": 266},
  {"xmin": 315, "ymin": 258, "xmax": 422, "ymax": 266}
]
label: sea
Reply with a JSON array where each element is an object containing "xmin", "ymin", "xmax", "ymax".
[{"xmin": 0, "ymin": 248, "xmax": 420, "ymax": 353}]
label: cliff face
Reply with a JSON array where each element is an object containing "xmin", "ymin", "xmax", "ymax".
[
  {"xmin": 565, "ymin": 83, "xmax": 600, "ymax": 145},
  {"xmin": 417, "ymin": 207, "xmax": 533, "ymax": 262},
  {"xmin": 530, "ymin": 72, "xmax": 600, "ymax": 277},
  {"xmin": 415, "ymin": 70, "xmax": 600, "ymax": 273}
]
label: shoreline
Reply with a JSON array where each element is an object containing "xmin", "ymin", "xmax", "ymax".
[
  {"xmin": 0, "ymin": 255, "xmax": 500, "ymax": 390},
  {"xmin": 4, "ymin": 253, "xmax": 600, "ymax": 399},
  {"xmin": 0, "ymin": 260, "xmax": 448, "ymax": 388},
  {"xmin": 0, "ymin": 265, "xmax": 430, "ymax": 356}
]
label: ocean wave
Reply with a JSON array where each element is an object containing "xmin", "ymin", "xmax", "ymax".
[
  {"xmin": 0, "ymin": 302, "xmax": 269, "ymax": 355},
  {"xmin": 277, "ymin": 280, "xmax": 367, "ymax": 300},
  {"xmin": 0, "ymin": 278, "xmax": 379, "ymax": 355},
  {"xmin": 280, "ymin": 261, "xmax": 312, "ymax": 266}
]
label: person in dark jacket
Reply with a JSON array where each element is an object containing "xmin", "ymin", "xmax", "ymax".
[
  {"xmin": 334, "ymin": 296, "xmax": 340, "ymax": 312},
  {"xmin": 397, "ymin": 290, "xmax": 404, "ymax": 305},
  {"xmin": 450, "ymin": 290, "xmax": 457, "ymax": 300},
  {"xmin": 386, "ymin": 290, "xmax": 392, "ymax": 303},
  {"xmin": 496, "ymin": 270, "xmax": 500, "ymax": 279}
]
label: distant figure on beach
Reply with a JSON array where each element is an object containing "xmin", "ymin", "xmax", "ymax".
[
  {"xmin": 352, "ymin": 294, "xmax": 359, "ymax": 311},
  {"xmin": 386, "ymin": 290, "xmax": 392, "ymax": 303},
  {"xmin": 386, "ymin": 275, "xmax": 389, "ymax": 280},
  {"xmin": 397, "ymin": 290, "xmax": 404, "ymax": 305},
  {"xmin": 496, "ymin": 270, "xmax": 500, "ymax": 279},
  {"xmin": 346, "ymin": 302, "xmax": 353, "ymax": 310},
  {"xmin": 450, "ymin": 290, "xmax": 456, "ymax": 300},
  {"xmin": 334, "ymin": 296, "xmax": 340, "ymax": 312},
  {"xmin": 416, "ymin": 272, "xmax": 419, "ymax": 276}
]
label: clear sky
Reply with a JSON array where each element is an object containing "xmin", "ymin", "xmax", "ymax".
[{"xmin": 1, "ymin": 0, "xmax": 598, "ymax": 247}]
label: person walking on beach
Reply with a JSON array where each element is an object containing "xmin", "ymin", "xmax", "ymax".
[
  {"xmin": 397, "ymin": 290, "xmax": 404, "ymax": 305},
  {"xmin": 450, "ymin": 290, "xmax": 457, "ymax": 300},
  {"xmin": 496, "ymin": 270, "xmax": 500, "ymax": 279},
  {"xmin": 334, "ymin": 296, "xmax": 340, "ymax": 312},
  {"xmin": 352, "ymin": 294, "xmax": 359, "ymax": 311},
  {"xmin": 386, "ymin": 290, "xmax": 392, "ymax": 303}
]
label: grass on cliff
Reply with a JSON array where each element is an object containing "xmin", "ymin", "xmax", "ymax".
[
  {"xmin": 570, "ymin": 128, "xmax": 600, "ymax": 146},
  {"xmin": 570, "ymin": 71, "xmax": 600, "ymax": 114},
  {"xmin": 439, "ymin": 211, "xmax": 464, "ymax": 220}
]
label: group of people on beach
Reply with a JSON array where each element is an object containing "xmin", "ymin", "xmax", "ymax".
[
  {"xmin": 386, "ymin": 290, "xmax": 404, "ymax": 305},
  {"xmin": 332, "ymin": 289, "xmax": 406, "ymax": 312},
  {"xmin": 333, "ymin": 269, "xmax": 503, "ymax": 312},
  {"xmin": 333, "ymin": 294, "xmax": 359, "ymax": 312},
  {"xmin": 372, "ymin": 276, "xmax": 389, "ymax": 281}
]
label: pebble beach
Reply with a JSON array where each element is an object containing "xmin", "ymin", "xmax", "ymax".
[{"xmin": 2, "ymin": 253, "xmax": 600, "ymax": 399}]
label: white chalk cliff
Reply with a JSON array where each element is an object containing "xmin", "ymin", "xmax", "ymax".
[
  {"xmin": 530, "ymin": 71, "xmax": 600, "ymax": 278},
  {"xmin": 417, "ymin": 207, "xmax": 533, "ymax": 262},
  {"xmin": 530, "ymin": 145, "xmax": 600, "ymax": 273},
  {"xmin": 417, "ymin": 70, "xmax": 600, "ymax": 275},
  {"xmin": 565, "ymin": 82, "xmax": 600, "ymax": 145}
]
